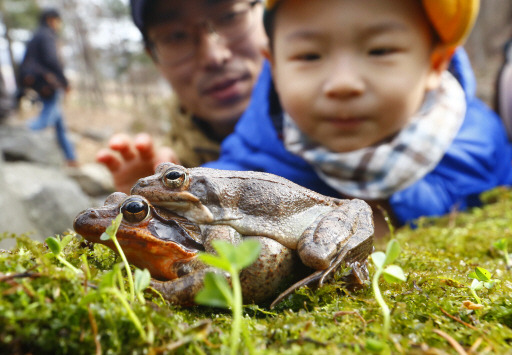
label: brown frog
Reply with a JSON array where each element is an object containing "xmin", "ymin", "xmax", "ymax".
[
  {"xmin": 74, "ymin": 192, "xmax": 306, "ymax": 306},
  {"xmin": 131, "ymin": 163, "xmax": 374, "ymax": 283}
]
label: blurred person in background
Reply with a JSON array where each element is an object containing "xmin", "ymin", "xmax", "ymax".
[
  {"xmin": 18, "ymin": 8, "xmax": 77, "ymax": 167},
  {"xmin": 97, "ymin": 0, "xmax": 267, "ymax": 193}
]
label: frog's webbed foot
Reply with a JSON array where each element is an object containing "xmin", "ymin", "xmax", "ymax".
[{"xmin": 317, "ymin": 233, "xmax": 373, "ymax": 286}]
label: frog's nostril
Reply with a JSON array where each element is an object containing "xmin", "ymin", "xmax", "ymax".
[{"xmin": 89, "ymin": 210, "xmax": 100, "ymax": 219}]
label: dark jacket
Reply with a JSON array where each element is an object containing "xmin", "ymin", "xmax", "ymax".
[
  {"xmin": 19, "ymin": 23, "xmax": 68, "ymax": 97},
  {"xmin": 206, "ymin": 49, "xmax": 512, "ymax": 225}
]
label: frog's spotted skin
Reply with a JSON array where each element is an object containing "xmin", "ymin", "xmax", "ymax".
[{"xmin": 132, "ymin": 163, "xmax": 374, "ymax": 272}]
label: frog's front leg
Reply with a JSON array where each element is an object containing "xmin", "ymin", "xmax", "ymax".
[
  {"xmin": 297, "ymin": 199, "xmax": 374, "ymax": 272},
  {"xmin": 150, "ymin": 258, "xmax": 228, "ymax": 306},
  {"xmin": 201, "ymin": 224, "xmax": 243, "ymax": 250},
  {"xmin": 150, "ymin": 225, "xmax": 242, "ymax": 306}
]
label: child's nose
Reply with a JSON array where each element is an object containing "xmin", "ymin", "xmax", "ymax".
[{"xmin": 323, "ymin": 57, "xmax": 365, "ymax": 98}]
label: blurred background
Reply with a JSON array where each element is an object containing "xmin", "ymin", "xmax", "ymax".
[
  {"xmin": 0, "ymin": 0, "xmax": 171, "ymax": 164},
  {"xmin": 0, "ymin": 0, "xmax": 511, "ymax": 163},
  {"xmin": 0, "ymin": 0, "xmax": 511, "ymax": 246}
]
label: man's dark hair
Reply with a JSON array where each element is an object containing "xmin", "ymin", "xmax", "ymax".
[
  {"xmin": 141, "ymin": 1, "xmax": 161, "ymax": 45},
  {"xmin": 130, "ymin": 0, "xmax": 165, "ymax": 47},
  {"xmin": 40, "ymin": 8, "xmax": 61, "ymax": 26}
]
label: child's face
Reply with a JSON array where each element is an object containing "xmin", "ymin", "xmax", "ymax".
[{"xmin": 268, "ymin": 0, "xmax": 447, "ymax": 152}]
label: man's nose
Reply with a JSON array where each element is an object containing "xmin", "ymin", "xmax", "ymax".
[
  {"xmin": 196, "ymin": 30, "xmax": 232, "ymax": 69},
  {"xmin": 323, "ymin": 56, "xmax": 365, "ymax": 98}
]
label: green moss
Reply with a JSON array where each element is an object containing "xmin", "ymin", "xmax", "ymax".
[{"xmin": 2, "ymin": 188, "xmax": 512, "ymax": 353}]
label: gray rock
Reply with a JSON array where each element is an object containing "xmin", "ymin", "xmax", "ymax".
[
  {"xmin": 0, "ymin": 124, "xmax": 62, "ymax": 165},
  {"xmin": 0, "ymin": 158, "xmax": 37, "ymax": 249},
  {"xmin": 1, "ymin": 162, "xmax": 91, "ymax": 246},
  {"xmin": 80, "ymin": 127, "xmax": 113, "ymax": 142},
  {"xmin": 67, "ymin": 163, "xmax": 115, "ymax": 196},
  {"xmin": 0, "ymin": 123, "xmax": 118, "ymax": 250},
  {"xmin": 0, "ymin": 79, "xmax": 11, "ymax": 122}
]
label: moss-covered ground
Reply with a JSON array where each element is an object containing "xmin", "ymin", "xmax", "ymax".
[{"xmin": 1, "ymin": 188, "xmax": 512, "ymax": 354}]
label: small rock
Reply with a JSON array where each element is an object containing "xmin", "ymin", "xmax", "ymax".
[
  {"xmin": 0, "ymin": 124, "xmax": 62, "ymax": 166},
  {"xmin": 2, "ymin": 162, "xmax": 91, "ymax": 243},
  {"xmin": 67, "ymin": 163, "xmax": 115, "ymax": 196},
  {"xmin": 0, "ymin": 158, "xmax": 37, "ymax": 249}
]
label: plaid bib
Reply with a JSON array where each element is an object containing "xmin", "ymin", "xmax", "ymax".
[{"xmin": 283, "ymin": 72, "xmax": 466, "ymax": 200}]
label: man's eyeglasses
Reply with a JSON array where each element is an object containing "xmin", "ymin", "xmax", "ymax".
[{"xmin": 149, "ymin": 0, "xmax": 261, "ymax": 66}]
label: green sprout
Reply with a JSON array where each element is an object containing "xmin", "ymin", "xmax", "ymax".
[
  {"xmin": 369, "ymin": 239, "xmax": 406, "ymax": 339},
  {"xmin": 100, "ymin": 213, "xmax": 136, "ymax": 303},
  {"xmin": 134, "ymin": 268, "xmax": 151, "ymax": 304},
  {"xmin": 195, "ymin": 239, "xmax": 261, "ymax": 355},
  {"xmin": 493, "ymin": 238, "xmax": 511, "ymax": 268},
  {"xmin": 46, "ymin": 235, "xmax": 81, "ymax": 274},
  {"xmin": 96, "ymin": 263, "xmax": 148, "ymax": 341},
  {"xmin": 468, "ymin": 266, "xmax": 500, "ymax": 304},
  {"xmin": 79, "ymin": 214, "xmax": 153, "ymax": 343}
]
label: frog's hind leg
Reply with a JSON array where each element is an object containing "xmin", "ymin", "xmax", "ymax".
[
  {"xmin": 270, "ymin": 257, "xmax": 370, "ymax": 309},
  {"xmin": 297, "ymin": 199, "xmax": 374, "ymax": 285},
  {"xmin": 271, "ymin": 200, "xmax": 374, "ymax": 308},
  {"xmin": 270, "ymin": 269, "xmax": 324, "ymax": 308}
]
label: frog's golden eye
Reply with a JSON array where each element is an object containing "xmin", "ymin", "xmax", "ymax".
[
  {"xmin": 162, "ymin": 168, "xmax": 189, "ymax": 189},
  {"xmin": 120, "ymin": 197, "xmax": 150, "ymax": 223}
]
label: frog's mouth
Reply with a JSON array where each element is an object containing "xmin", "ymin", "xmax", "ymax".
[{"xmin": 154, "ymin": 200, "xmax": 214, "ymax": 224}]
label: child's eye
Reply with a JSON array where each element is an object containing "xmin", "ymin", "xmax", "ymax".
[
  {"xmin": 368, "ymin": 47, "xmax": 398, "ymax": 56},
  {"xmin": 294, "ymin": 53, "xmax": 321, "ymax": 61}
]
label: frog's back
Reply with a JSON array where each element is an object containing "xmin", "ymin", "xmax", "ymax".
[
  {"xmin": 191, "ymin": 167, "xmax": 343, "ymax": 206},
  {"xmin": 191, "ymin": 167, "xmax": 344, "ymax": 248}
]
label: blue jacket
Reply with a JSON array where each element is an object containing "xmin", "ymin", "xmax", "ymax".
[{"xmin": 206, "ymin": 50, "xmax": 512, "ymax": 225}]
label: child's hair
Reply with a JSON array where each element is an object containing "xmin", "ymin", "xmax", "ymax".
[{"xmin": 263, "ymin": 0, "xmax": 480, "ymax": 50}]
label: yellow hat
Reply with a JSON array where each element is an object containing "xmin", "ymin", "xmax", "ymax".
[
  {"xmin": 264, "ymin": 0, "xmax": 480, "ymax": 47},
  {"xmin": 422, "ymin": 0, "xmax": 479, "ymax": 47}
]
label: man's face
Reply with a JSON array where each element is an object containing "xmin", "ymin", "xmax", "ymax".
[
  {"xmin": 269, "ymin": 0, "xmax": 445, "ymax": 153},
  {"xmin": 47, "ymin": 17, "xmax": 62, "ymax": 32},
  {"xmin": 145, "ymin": 0, "xmax": 267, "ymax": 135}
]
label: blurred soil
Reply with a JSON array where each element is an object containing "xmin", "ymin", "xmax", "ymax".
[{"xmin": 12, "ymin": 91, "xmax": 171, "ymax": 166}]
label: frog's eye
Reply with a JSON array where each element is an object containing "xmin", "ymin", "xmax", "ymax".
[
  {"xmin": 120, "ymin": 197, "xmax": 150, "ymax": 223},
  {"xmin": 162, "ymin": 168, "xmax": 189, "ymax": 189}
]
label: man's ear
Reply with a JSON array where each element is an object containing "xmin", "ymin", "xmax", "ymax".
[
  {"xmin": 426, "ymin": 46, "xmax": 455, "ymax": 90},
  {"xmin": 262, "ymin": 44, "xmax": 273, "ymax": 64},
  {"xmin": 262, "ymin": 44, "xmax": 276, "ymax": 80}
]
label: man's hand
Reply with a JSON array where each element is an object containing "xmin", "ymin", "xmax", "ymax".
[{"xmin": 96, "ymin": 133, "xmax": 179, "ymax": 193}]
